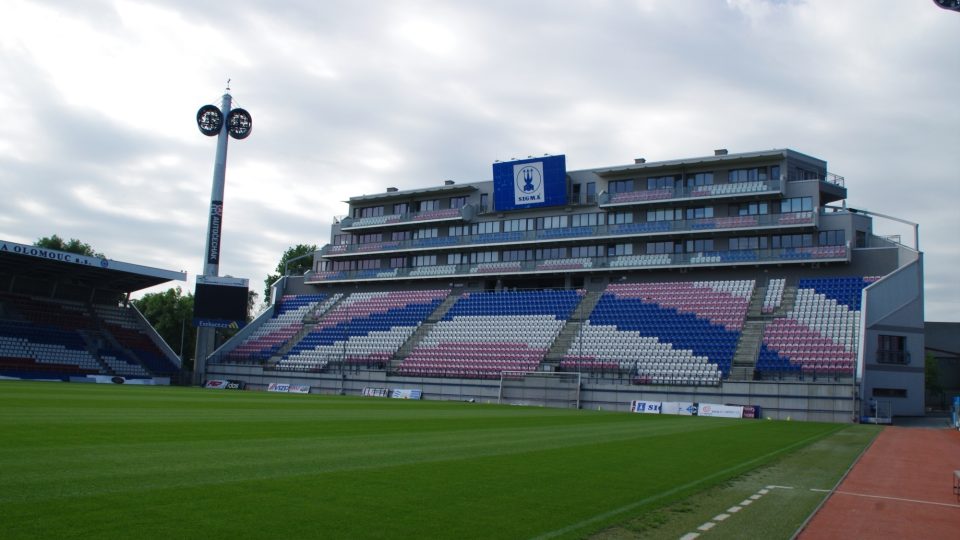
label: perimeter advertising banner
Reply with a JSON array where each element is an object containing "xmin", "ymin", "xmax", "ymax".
[
  {"xmin": 630, "ymin": 400, "xmax": 662, "ymax": 414},
  {"xmin": 661, "ymin": 401, "xmax": 698, "ymax": 416},
  {"xmin": 697, "ymin": 403, "xmax": 744, "ymax": 418},
  {"xmin": 492, "ymin": 155, "xmax": 567, "ymax": 211}
]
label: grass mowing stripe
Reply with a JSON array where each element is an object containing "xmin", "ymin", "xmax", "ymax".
[
  {"xmin": 531, "ymin": 424, "xmax": 845, "ymax": 540},
  {"xmin": 0, "ymin": 382, "xmax": 846, "ymax": 539}
]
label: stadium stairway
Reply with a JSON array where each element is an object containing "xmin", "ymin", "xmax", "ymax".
[
  {"xmin": 728, "ymin": 280, "xmax": 799, "ymax": 380},
  {"xmin": 544, "ymin": 290, "xmax": 604, "ymax": 368},
  {"xmin": 389, "ymin": 289, "xmax": 463, "ymax": 369},
  {"xmin": 260, "ymin": 295, "xmax": 345, "ymax": 367}
]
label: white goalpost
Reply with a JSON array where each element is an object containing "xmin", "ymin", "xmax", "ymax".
[{"xmin": 498, "ymin": 371, "xmax": 581, "ymax": 409}]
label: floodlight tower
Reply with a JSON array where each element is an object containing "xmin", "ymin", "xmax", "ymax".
[{"xmin": 193, "ymin": 83, "xmax": 253, "ymax": 384}]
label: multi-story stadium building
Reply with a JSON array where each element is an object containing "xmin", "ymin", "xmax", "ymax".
[{"xmin": 209, "ymin": 148, "xmax": 925, "ymax": 421}]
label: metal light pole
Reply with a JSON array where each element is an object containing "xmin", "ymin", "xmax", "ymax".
[{"xmin": 193, "ymin": 84, "xmax": 253, "ymax": 385}]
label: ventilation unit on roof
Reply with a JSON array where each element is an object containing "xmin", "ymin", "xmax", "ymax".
[
  {"xmin": 444, "ymin": 180, "xmax": 455, "ymax": 185},
  {"xmin": 714, "ymin": 149, "xmax": 728, "ymax": 156},
  {"xmin": 386, "ymin": 187, "xmax": 398, "ymax": 192},
  {"xmin": 635, "ymin": 157, "xmax": 646, "ymax": 164}
]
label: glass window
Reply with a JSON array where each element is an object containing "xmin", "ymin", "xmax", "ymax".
[
  {"xmin": 502, "ymin": 249, "xmax": 533, "ymax": 262},
  {"xmin": 479, "ymin": 193, "xmax": 489, "ymax": 211},
  {"xmin": 780, "ymin": 197, "xmax": 813, "ymax": 213},
  {"xmin": 729, "ymin": 236, "xmax": 767, "ymax": 250},
  {"xmin": 536, "ymin": 215, "xmax": 569, "ymax": 230},
  {"xmin": 611, "ymin": 211, "xmax": 634, "ymax": 225},
  {"xmin": 449, "ymin": 196, "xmax": 467, "ymax": 209},
  {"xmin": 685, "ymin": 239, "xmax": 714, "ymax": 252},
  {"xmin": 877, "ymin": 335, "xmax": 908, "ymax": 364},
  {"xmin": 503, "ymin": 218, "xmax": 534, "ymax": 232},
  {"xmin": 414, "ymin": 228, "xmax": 438, "ymax": 239},
  {"xmin": 390, "ymin": 257, "xmax": 406, "ymax": 268},
  {"xmin": 470, "ymin": 251, "xmax": 499, "ymax": 263},
  {"xmin": 412, "ymin": 255, "xmax": 436, "ymax": 267},
  {"xmin": 608, "ymin": 243, "xmax": 633, "ymax": 256},
  {"xmin": 609, "ymin": 179, "xmax": 634, "ymax": 194},
  {"xmin": 647, "ymin": 176, "xmax": 679, "ymax": 190},
  {"xmin": 535, "ymin": 247, "xmax": 567, "ymax": 260},
  {"xmin": 418, "ymin": 200, "xmax": 439, "ymax": 212},
  {"xmin": 393, "ymin": 203, "xmax": 409, "ymax": 215},
  {"xmin": 684, "ymin": 207, "xmax": 714, "ymax": 220},
  {"xmin": 572, "ymin": 213, "xmax": 603, "ymax": 227},
  {"xmin": 735, "ymin": 202, "xmax": 769, "ymax": 216},
  {"xmin": 356, "ymin": 206, "xmax": 384, "ymax": 218},
  {"xmin": 571, "ymin": 245, "xmax": 602, "ymax": 258},
  {"xmin": 819, "ymin": 230, "xmax": 846, "ymax": 246},
  {"xmin": 586, "ymin": 182, "xmax": 597, "ymax": 203},
  {"xmin": 772, "ymin": 234, "xmax": 813, "ymax": 248},
  {"xmin": 357, "ymin": 233, "xmax": 381, "ymax": 244},
  {"xmin": 685, "ymin": 172, "xmax": 714, "ymax": 187},
  {"xmin": 471, "ymin": 221, "xmax": 500, "ymax": 235},
  {"xmin": 646, "ymin": 241, "xmax": 681, "ymax": 255}
]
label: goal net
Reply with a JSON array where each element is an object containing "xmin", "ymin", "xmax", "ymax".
[{"xmin": 498, "ymin": 371, "xmax": 581, "ymax": 409}]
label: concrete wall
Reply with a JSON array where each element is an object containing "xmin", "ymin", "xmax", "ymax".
[
  {"xmin": 205, "ymin": 364, "xmax": 856, "ymax": 423},
  {"xmin": 860, "ymin": 256, "xmax": 925, "ymax": 416}
]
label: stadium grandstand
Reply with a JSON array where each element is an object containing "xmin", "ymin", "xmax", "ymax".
[
  {"xmin": 0, "ymin": 240, "xmax": 186, "ymax": 384},
  {"xmin": 206, "ymin": 148, "xmax": 925, "ymax": 421}
]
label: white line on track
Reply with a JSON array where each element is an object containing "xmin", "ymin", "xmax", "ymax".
[{"xmin": 830, "ymin": 491, "xmax": 960, "ymax": 509}]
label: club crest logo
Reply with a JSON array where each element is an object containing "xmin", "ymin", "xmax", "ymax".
[{"xmin": 513, "ymin": 162, "xmax": 544, "ymax": 204}]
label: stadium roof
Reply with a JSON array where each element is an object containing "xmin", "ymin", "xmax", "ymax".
[
  {"xmin": 0, "ymin": 239, "xmax": 186, "ymax": 293},
  {"xmin": 586, "ymin": 148, "xmax": 826, "ymax": 177}
]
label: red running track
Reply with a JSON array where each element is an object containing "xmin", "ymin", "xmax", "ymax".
[{"xmin": 799, "ymin": 426, "xmax": 960, "ymax": 539}]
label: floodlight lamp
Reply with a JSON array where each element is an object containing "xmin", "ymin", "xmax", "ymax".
[
  {"xmin": 228, "ymin": 108, "xmax": 253, "ymax": 140},
  {"xmin": 196, "ymin": 104, "xmax": 223, "ymax": 136}
]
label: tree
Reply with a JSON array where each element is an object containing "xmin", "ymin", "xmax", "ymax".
[
  {"xmin": 35, "ymin": 234, "xmax": 105, "ymax": 258},
  {"xmin": 925, "ymin": 352, "xmax": 945, "ymax": 410},
  {"xmin": 132, "ymin": 287, "xmax": 196, "ymax": 371},
  {"xmin": 263, "ymin": 244, "xmax": 317, "ymax": 305}
]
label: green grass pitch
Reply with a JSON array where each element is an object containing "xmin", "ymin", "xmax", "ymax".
[{"xmin": 0, "ymin": 381, "xmax": 867, "ymax": 539}]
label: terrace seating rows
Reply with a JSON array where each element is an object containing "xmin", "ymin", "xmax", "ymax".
[
  {"xmin": 564, "ymin": 280, "xmax": 754, "ymax": 382},
  {"xmin": 762, "ymin": 278, "xmax": 786, "ymax": 313},
  {"xmin": 277, "ymin": 290, "xmax": 449, "ymax": 372},
  {"xmin": 536, "ymin": 258, "xmax": 593, "ymax": 271},
  {"xmin": 226, "ymin": 294, "xmax": 334, "ymax": 362},
  {"xmin": 0, "ymin": 294, "xmax": 173, "ymax": 379},
  {"xmin": 756, "ymin": 276, "xmax": 876, "ymax": 376},
  {"xmin": 609, "ymin": 254, "xmax": 672, "ymax": 267},
  {"xmin": 609, "ymin": 189, "xmax": 673, "ymax": 203},
  {"xmin": 397, "ymin": 289, "xmax": 582, "ymax": 379},
  {"xmin": 470, "ymin": 262, "xmax": 523, "ymax": 274},
  {"xmin": 412, "ymin": 208, "xmax": 461, "ymax": 221},
  {"xmin": 93, "ymin": 304, "xmax": 179, "ymax": 375}
]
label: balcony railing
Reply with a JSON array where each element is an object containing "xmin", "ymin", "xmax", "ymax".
[
  {"xmin": 599, "ymin": 178, "xmax": 784, "ymax": 208},
  {"xmin": 320, "ymin": 211, "xmax": 817, "ymax": 257},
  {"xmin": 307, "ymin": 244, "xmax": 849, "ymax": 283},
  {"xmin": 340, "ymin": 207, "xmax": 465, "ymax": 231}
]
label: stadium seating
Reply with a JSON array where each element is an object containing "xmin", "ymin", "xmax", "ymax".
[
  {"xmin": 0, "ymin": 293, "xmax": 176, "ymax": 380},
  {"xmin": 398, "ymin": 289, "xmax": 582, "ymax": 379},
  {"xmin": 756, "ymin": 276, "xmax": 877, "ymax": 378},
  {"xmin": 562, "ymin": 280, "xmax": 754, "ymax": 384},
  {"xmin": 226, "ymin": 294, "xmax": 334, "ymax": 362},
  {"xmin": 276, "ymin": 289, "xmax": 449, "ymax": 372}
]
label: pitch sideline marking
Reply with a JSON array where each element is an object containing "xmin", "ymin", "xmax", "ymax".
[
  {"xmin": 677, "ymin": 485, "xmax": 796, "ymax": 539},
  {"xmin": 530, "ymin": 428, "xmax": 833, "ymax": 540}
]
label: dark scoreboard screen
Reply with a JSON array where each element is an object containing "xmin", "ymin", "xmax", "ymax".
[{"xmin": 193, "ymin": 278, "xmax": 248, "ymax": 329}]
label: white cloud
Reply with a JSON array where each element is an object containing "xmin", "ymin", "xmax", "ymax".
[{"xmin": 0, "ymin": 0, "xmax": 957, "ymax": 321}]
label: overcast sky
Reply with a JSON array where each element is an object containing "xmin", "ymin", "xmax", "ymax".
[{"xmin": 0, "ymin": 0, "xmax": 957, "ymax": 320}]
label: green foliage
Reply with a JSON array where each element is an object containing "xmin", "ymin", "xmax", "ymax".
[
  {"xmin": 34, "ymin": 234, "xmax": 104, "ymax": 258},
  {"xmin": 131, "ymin": 287, "xmax": 195, "ymax": 369},
  {"xmin": 263, "ymin": 243, "xmax": 317, "ymax": 304},
  {"xmin": 0, "ymin": 382, "xmax": 854, "ymax": 540}
]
